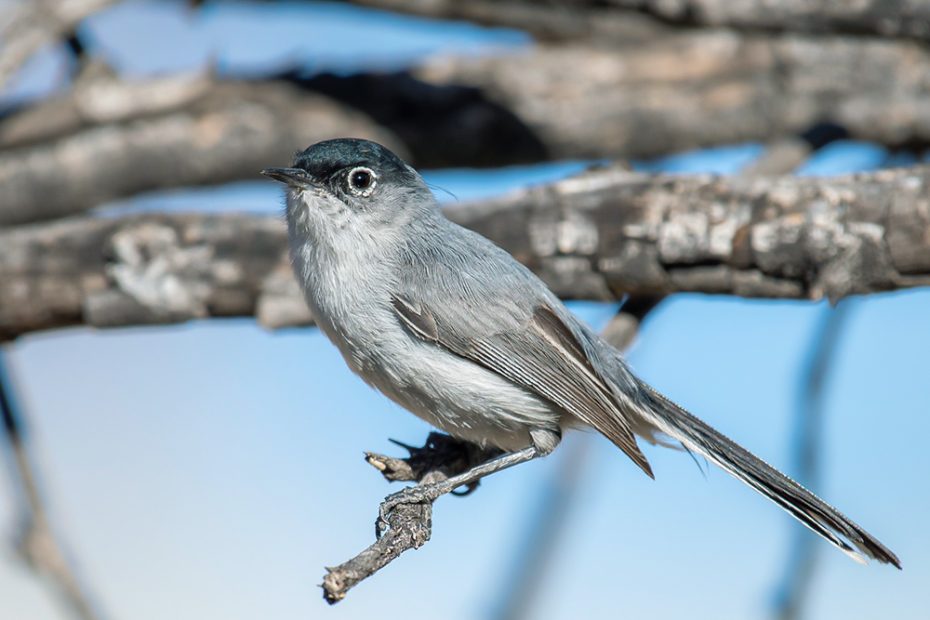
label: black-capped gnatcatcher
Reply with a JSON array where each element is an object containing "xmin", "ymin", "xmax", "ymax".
[{"xmin": 262, "ymin": 139, "xmax": 899, "ymax": 568}]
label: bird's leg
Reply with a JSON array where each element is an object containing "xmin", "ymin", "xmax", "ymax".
[{"xmin": 376, "ymin": 446, "xmax": 539, "ymax": 537}]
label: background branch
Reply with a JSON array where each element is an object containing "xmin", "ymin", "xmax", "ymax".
[
  {"xmin": 0, "ymin": 76, "xmax": 404, "ymax": 226},
  {"xmin": 6, "ymin": 25, "xmax": 930, "ymax": 224},
  {"xmin": 773, "ymin": 302, "xmax": 855, "ymax": 620},
  {"xmin": 0, "ymin": 353, "xmax": 103, "ymax": 620},
  {"xmin": 413, "ymin": 33, "xmax": 930, "ymax": 161},
  {"xmin": 3, "ymin": 164, "xmax": 929, "ymax": 340},
  {"xmin": 346, "ymin": 0, "xmax": 930, "ymax": 42}
]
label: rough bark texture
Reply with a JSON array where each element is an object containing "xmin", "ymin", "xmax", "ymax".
[
  {"xmin": 0, "ymin": 214, "xmax": 303, "ymax": 341},
  {"xmin": 347, "ymin": 0, "xmax": 672, "ymax": 42},
  {"xmin": 3, "ymin": 164, "xmax": 929, "ymax": 341},
  {"xmin": 348, "ymin": 0, "xmax": 930, "ymax": 42},
  {"xmin": 5, "ymin": 28, "xmax": 930, "ymax": 225},
  {"xmin": 414, "ymin": 33, "xmax": 930, "ymax": 161},
  {"xmin": 0, "ymin": 73, "xmax": 405, "ymax": 226},
  {"xmin": 609, "ymin": 0, "xmax": 930, "ymax": 40},
  {"xmin": 450, "ymin": 164, "xmax": 930, "ymax": 303},
  {"xmin": 322, "ymin": 433, "xmax": 500, "ymax": 603}
]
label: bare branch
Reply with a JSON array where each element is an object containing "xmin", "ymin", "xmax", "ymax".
[
  {"xmin": 2, "ymin": 164, "xmax": 929, "ymax": 340},
  {"xmin": 346, "ymin": 0, "xmax": 672, "ymax": 42},
  {"xmin": 773, "ymin": 302, "xmax": 855, "ymax": 620},
  {"xmin": 1, "ymin": 355, "xmax": 104, "ymax": 620},
  {"xmin": 741, "ymin": 139, "xmax": 811, "ymax": 177},
  {"xmin": 448, "ymin": 164, "xmax": 930, "ymax": 302},
  {"xmin": 0, "ymin": 213, "xmax": 299, "ymax": 340},
  {"xmin": 414, "ymin": 33, "xmax": 930, "ymax": 162},
  {"xmin": 601, "ymin": 296, "xmax": 665, "ymax": 351},
  {"xmin": 0, "ymin": 76, "xmax": 405, "ymax": 226},
  {"xmin": 607, "ymin": 1, "xmax": 930, "ymax": 41},
  {"xmin": 347, "ymin": 0, "xmax": 930, "ymax": 42},
  {"xmin": 0, "ymin": 0, "xmax": 119, "ymax": 89},
  {"xmin": 322, "ymin": 433, "xmax": 500, "ymax": 603},
  {"xmin": 6, "ymin": 28, "xmax": 930, "ymax": 225}
]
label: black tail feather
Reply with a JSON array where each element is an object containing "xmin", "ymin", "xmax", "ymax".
[{"xmin": 636, "ymin": 380, "xmax": 901, "ymax": 569}]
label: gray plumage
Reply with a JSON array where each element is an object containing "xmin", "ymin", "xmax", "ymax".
[{"xmin": 262, "ymin": 138, "xmax": 900, "ymax": 569}]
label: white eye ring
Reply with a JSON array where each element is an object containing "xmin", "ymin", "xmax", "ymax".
[{"xmin": 346, "ymin": 166, "xmax": 377, "ymax": 197}]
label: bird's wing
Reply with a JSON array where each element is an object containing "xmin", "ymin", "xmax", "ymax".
[{"xmin": 390, "ymin": 255, "xmax": 652, "ymax": 477}]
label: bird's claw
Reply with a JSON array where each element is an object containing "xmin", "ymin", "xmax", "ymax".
[
  {"xmin": 375, "ymin": 484, "xmax": 441, "ymax": 539},
  {"xmin": 450, "ymin": 481, "xmax": 479, "ymax": 497}
]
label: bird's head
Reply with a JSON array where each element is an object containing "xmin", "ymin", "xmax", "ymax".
[{"xmin": 262, "ymin": 139, "xmax": 435, "ymax": 249}]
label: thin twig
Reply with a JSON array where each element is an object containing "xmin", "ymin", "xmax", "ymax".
[
  {"xmin": 772, "ymin": 302, "xmax": 854, "ymax": 620},
  {"xmin": 0, "ymin": 352, "xmax": 104, "ymax": 620},
  {"xmin": 321, "ymin": 433, "xmax": 500, "ymax": 603}
]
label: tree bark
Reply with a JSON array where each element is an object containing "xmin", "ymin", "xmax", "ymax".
[
  {"xmin": 5, "ymin": 28, "xmax": 930, "ymax": 226},
  {"xmin": 346, "ymin": 0, "xmax": 930, "ymax": 42},
  {"xmin": 3, "ymin": 164, "xmax": 928, "ymax": 341},
  {"xmin": 413, "ymin": 32, "xmax": 930, "ymax": 161},
  {"xmin": 0, "ymin": 74, "xmax": 405, "ymax": 227},
  {"xmin": 608, "ymin": 0, "xmax": 930, "ymax": 41}
]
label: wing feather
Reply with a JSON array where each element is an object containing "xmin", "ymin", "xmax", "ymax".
[{"xmin": 392, "ymin": 294, "xmax": 653, "ymax": 477}]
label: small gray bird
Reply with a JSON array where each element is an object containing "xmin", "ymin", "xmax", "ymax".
[{"xmin": 262, "ymin": 138, "xmax": 899, "ymax": 568}]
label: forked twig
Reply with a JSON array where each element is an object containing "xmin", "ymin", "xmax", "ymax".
[{"xmin": 321, "ymin": 433, "xmax": 500, "ymax": 603}]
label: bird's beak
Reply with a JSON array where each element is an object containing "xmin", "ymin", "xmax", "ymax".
[{"xmin": 260, "ymin": 167, "xmax": 313, "ymax": 188}]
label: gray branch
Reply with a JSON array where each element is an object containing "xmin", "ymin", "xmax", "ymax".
[
  {"xmin": 345, "ymin": 0, "xmax": 673, "ymax": 42},
  {"xmin": 608, "ymin": 0, "xmax": 930, "ymax": 40},
  {"xmin": 414, "ymin": 32, "xmax": 930, "ymax": 161},
  {"xmin": 347, "ymin": 0, "xmax": 930, "ymax": 42},
  {"xmin": 322, "ymin": 433, "xmax": 500, "ymax": 603},
  {"xmin": 3, "ymin": 164, "xmax": 930, "ymax": 340},
  {"xmin": 6, "ymin": 29, "xmax": 930, "ymax": 225},
  {"xmin": 0, "ymin": 74, "xmax": 405, "ymax": 226},
  {"xmin": 773, "ymin": 302, "xmax": 855, "ymax": 620},
  {"xmin": 1, "ymin": 355, "xmax": 104, "ymax": 620}
]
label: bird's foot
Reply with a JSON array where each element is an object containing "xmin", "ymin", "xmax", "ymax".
[{"xmin": 375, "ymin": 482, "xmax": 446, "ymax": 538}]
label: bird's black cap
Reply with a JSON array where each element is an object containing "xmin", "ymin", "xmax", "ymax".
[{"xmin": 292, "ymin": 138, "xmax": 415, "ymax": 183}]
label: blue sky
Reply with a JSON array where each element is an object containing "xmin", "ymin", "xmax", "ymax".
[{"xmin": 2, "ymin": 2, "xmax": 928, "ymax": 619}]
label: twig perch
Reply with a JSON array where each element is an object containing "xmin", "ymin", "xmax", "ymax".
[{"xmin": 322, "ymin": 433, "xmax": 500, "ymax": 604}]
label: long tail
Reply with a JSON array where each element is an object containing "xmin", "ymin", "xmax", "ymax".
[{"xmin": 634, "ymin": 379, "xmax": 901, "ymax": 568}]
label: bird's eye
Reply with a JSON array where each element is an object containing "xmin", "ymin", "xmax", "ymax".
[{"xmin": 347, "ymin": 167, "xmax": 377, "ymax": 195}]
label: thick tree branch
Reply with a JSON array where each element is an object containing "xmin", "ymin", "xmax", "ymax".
[
  {"xmin": 6, "ymin": 28, "xmax": 930, "ymax": 225},
  {"xmin": 2, "ymin": 164, "xmax": 929, "ymax": 340},
  {"xmin": 0, "ymin": 75, "xmax": 405, "ymax": 226},
  {"xmin": 0, "ymin": 214, "xmax": 303, "ymax": 340},
  {"xmin": 346, "ymin": 0, "xmax": 672, "ymax": 43},
  {"xmin": 609, "ymin": 0, "xmax": 930, "ymax": 41},
  {"xmin": 347, "ymin": 0, "xmax": 930, "ymax": 42},
  {"xmin": 449, "ymin": 164, "xmax": 930, "ymax": 302},
  {"xmin": 413, "ymin": 33, "xmax": 930, "ymax": 162}
]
